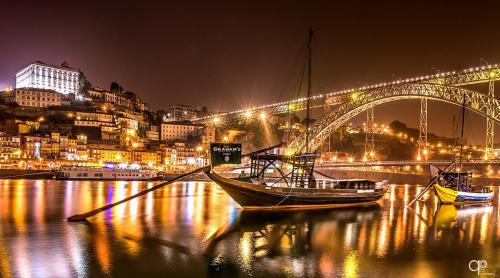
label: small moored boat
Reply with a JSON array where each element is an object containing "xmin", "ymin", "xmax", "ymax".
[
  {"xmin": 58, "ymin": 166, "xmax": 158, "ymax": 181},
  {"xmin": 432, "ymin": 166, "xmax": 494, "ymax": 204}
]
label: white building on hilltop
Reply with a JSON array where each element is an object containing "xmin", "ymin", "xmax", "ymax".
[{"xmin": 15, "ymin": 61, "xmax": 80, "ymax": 95}]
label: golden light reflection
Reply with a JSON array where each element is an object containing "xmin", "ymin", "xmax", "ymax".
[
  {"xmin": 0, "ymin": 181, "xmax": 498, "ymax": 278},
  {"xmin": 240, "ymin": 232, "xmax": 253, "ymax": 271},
  {"xmin": 343, "ymin": 250, "xmax": 359, "ymax": 278},
  {"xmin": 319, "ymin": 252, "xmax": 335, "ymax": 277},
  {"xmin": 344, "ymin": 223, "xmax": 356, "ymax": 250},
  {"xmin": 0, "ymin": 227, "xmax": 12, "ymax": 278},
  {"xmin": 13, "ymin": 180, "xmax": 26, "ymax": 233},
  {"xmin": 34, "ymin": 180, "xmax": 45, "ymax": 232},
  {"xmin": 376, "ymin": 216, "xmax": 388, "ymax": 257},
  {"xmin": 479, "ymin": 208, "xmax": 491, "ymax": 245},
  {"xmin": 95, "ymin": 221, "xmax": 111, "ymax": 273}
]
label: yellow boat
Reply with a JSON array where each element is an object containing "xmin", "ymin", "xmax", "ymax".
[
  {"xmin": 434, "ymin": 183, "xmax": 458, "ymax": 204},
  {"xmin": 434, "ymin": 183, "xmax": 493, "ymax": 204}
]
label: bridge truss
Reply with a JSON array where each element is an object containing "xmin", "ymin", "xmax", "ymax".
[{"xmin": 286, "ymin": 83, "xmax": 500, "ymax": 154}]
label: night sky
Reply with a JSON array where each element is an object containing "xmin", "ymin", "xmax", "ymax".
[{"xmin": 1, "ymin": 1, "xmax": 499, "ymax": 143}]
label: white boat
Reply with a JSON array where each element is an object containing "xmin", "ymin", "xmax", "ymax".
[{"xmin": 58, "ymin": 166, "xmax": 158, "ymax": 180}]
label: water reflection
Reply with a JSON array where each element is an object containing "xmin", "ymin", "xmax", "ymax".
[{"xmin": 0, "ymin": 181, "xmax": 498, "ymax": 277}]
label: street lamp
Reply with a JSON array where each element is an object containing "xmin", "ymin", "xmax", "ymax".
[
  {"xmin": 213, "ymin": 116, "xmax": 221, "ymax": 124},
  {"xmin": 244, "ymin": 110, "xmax": 252, "ymax": 119}
]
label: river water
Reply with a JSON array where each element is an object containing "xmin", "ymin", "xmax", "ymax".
[{"xmin": 0, "ymin": 180, "xmax": 498, "ymax": 277}]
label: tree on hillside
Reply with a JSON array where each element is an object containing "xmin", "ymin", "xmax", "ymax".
[
  {"xmin": 110, "ymin": 81, "xmax": 123, "ymax": 93},
  {"xmin": 78, "ymin": 70, "xmax": 93, "ymax": 96},
  {"xmin": 123, "ymin": 91, "xmax": 136, "ymax": 100},
  {"xmin": 389, "ymin": 120, "xmax": 407, "ymax": 131},
  {"xmin": 7, "ymin": 102, "xmax": 19, "ymax": 112},
  {"xmin": 389, "ymin": 120, "xmax": 419, "ymax": 139},
  {"xmin": 45, "ymin": 113, "xmax": 73, "ymax": 125}
]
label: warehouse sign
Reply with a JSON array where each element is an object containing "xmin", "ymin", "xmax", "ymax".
[{"xmin": 210, "ymin": 143, "xmax": 242, "ymax": 165}]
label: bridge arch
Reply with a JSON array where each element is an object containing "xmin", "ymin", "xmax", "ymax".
[{"xmin": 287, "ymin": 83, "xmax": 500, "ymax": 153}]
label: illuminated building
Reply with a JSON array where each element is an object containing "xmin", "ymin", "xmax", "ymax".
[
  {"xmin": 76, "ymin": 135, "xmax": 88, "ymax": 160},
  {"xmin": 59, "ymin": 136, "xmax": 78, "ymax": 160},
  {"xmin": 146, "ymin": 126, "xmax": 160, "ymax": 141},
  {"xmin": 22, "ymin": 136, "xmax": 56, "ymax": 158},
  {"xmin": 160, "ymin": 122, "xmax": 203, "ymax": 142},
  {"xmin": 15, "ymin": 61, "xmax": 80, "ymax": 95},
  {"xmin": 132, "ymin": 151, "xmax": 160, "ymax": 166},
  {"xmin": 0, "ymin": 133, "xmax": 21, "ymax": 159},
  {"xmin": 89, "ymin": 148, "xmax": 132, "ymax": 163},
  {"xmin": 162, "ymin": 105, "xmax": 200, "ymax": 122},
  {"xmin": 117, "ymin": 117, "xmax": 139, "ymax": 130},
  {"xmin": 88, "ymin": 88, "xmax": 133, "ymax": 110},
  {"xmin": 1, "ymin": 88, "xmax": 62, "ymax": 108},
  {"xmin": 161, "ymin": 142, "xmax": 200, "ymax": 172},
  {"xmin": 74, "ymin": 112, "xmax": 114, "ymax": 127},
  {"xmin": 101, "ymin": 126, "xmax": 121, "ymax": 141},
  {"xmin": 4, "ymin": 119, "xmax": 39, "ymax": 134},
  {"xmin": 201, "ymin": 125, "xmax": 216, "ymax": 147}
]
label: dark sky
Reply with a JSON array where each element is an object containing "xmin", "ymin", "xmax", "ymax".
[{"xmin": 1, "ymin": 0, "xmax": 499, "ymax": 143}]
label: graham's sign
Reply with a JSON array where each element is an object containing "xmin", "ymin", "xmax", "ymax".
[{"xmin": 210, "ymin": 143, "xmax": 242, "ymax": 165}]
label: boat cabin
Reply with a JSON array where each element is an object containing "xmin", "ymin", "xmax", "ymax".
[
  {"xmin": 246, "ymin": 152, "xmax": 376, "ymax": 190},
  {"xmin": 438, "ymin": 171, "xmax": 473, "ymax": 192}
]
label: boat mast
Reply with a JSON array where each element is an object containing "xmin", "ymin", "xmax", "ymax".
[
  {"xmin": 458, "ymin": 93, "xmax": 466, "ymax": 168},
  {"xmin": 305, "ymin": 29, "xmax": 313, "ymax": 153}
]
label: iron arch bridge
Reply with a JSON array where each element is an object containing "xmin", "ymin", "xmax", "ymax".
[
  {"xmin": 286, "ymin": 83, "xmax": 500, "ymax": 154},
  {"xmin": 192, "ymin": 64, "xmax": 500, "ymax": 124}
]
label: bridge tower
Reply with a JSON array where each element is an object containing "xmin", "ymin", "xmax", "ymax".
[
  {"xmin": 364, "ymin": 106, "xmax": 375, "ymax": 161},
  {"xmin": 485, "ymin": 77, "xmax": 495, "ymax": 159},
  {"xmin": 418, "ymin": 97, "xmax": 428, "ymax": 160}
]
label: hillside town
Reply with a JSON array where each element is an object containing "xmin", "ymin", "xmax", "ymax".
[
  {"xmin": 1, "ymin": 61, "xmax": 497, "ymax": 175},
  {"xmin": 0, "ymin": 61, "xmax": 215, "ymax": 173}
]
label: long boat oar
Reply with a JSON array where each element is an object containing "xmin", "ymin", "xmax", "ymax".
[
  {"xmin": 67, "ymin": 143, "xmax": 285, "ymax": 222},
  {"xmin": 407, "ymin": 161, "xmax": 455, "ymax": 207},
  {"xmin": 67, "ymin": 165, "xmax": 211, "ymax": 222}
]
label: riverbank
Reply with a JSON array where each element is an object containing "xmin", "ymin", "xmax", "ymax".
[{"xmin": 0, "ymin": 169, "xmax": 57, "ymax": 179}]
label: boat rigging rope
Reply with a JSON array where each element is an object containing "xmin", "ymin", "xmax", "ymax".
[{"xmin": 273, "ymin": 185, "xmax": 295, "ymax": 207}]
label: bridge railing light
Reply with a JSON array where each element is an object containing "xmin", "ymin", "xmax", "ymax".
[
  {"xmin": 196, "ymin": 62, "xmax": 498, "ymax": 125},
  {"xmin": 213, "ymin": 116, "xmax": 221, "ymax": 124}
]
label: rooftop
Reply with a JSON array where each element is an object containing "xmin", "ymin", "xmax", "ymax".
[{"xmin": 17, "ymin": 61, "xmax": 79, "ymax": 74}]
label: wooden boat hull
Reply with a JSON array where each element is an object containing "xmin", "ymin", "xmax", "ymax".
[
  {"xmin": 434, "ymin": 183, "xmax": 494, "ymax": 204},
  {"xmin": 206, "ymin": 171, "xmax": 388, "ymax": 209}
]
